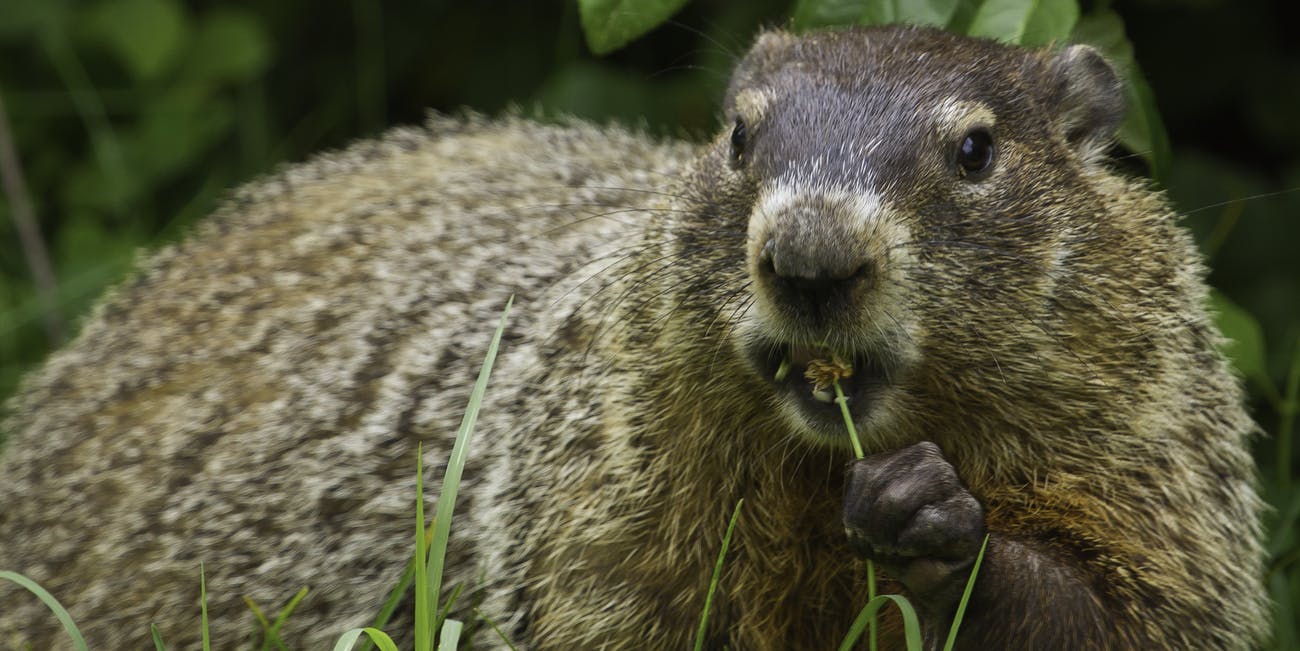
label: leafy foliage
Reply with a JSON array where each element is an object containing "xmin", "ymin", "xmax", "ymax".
[
  {"xmin": 579, "ymin": 0, "xmax": 693, "ymax": 54},
  {"xmin": 966, "ymin": 0, "xmax": 1078, "ymax": 46}
]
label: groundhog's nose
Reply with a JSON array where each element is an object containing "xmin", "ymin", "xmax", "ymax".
[{"xmin": 758, "ymin": 233, "xmax": 875, "ymax": 324}]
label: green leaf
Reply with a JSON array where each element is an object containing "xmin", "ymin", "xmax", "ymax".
[
  {"xmin": 1069, "ymin": 11, "xmax": 1132, "ymax": 76},
  {"xmin": 1210, "ymin": 290, "xmax": 1269, "ymax": 387},
  {"xmin": 1020, "ymin": 0, "xmax": 1077, "ymax": 46},
  {"xmin": 967, "ymin": 0, "xmax": 1076, "ymax": 46},
  {"xmin": 967, "ymin": 0, "xmax": 1034, "ymax": 43},
  {"xmin": 578, "ymin": 0, "xmax": 692, "ymax": 55},
  {"xmin": 860, "ymin": 0, "xmax": 960, "ymax": 28},
  {"xmin": 1070, "ymin": 10, "xmax": 1172, "ymax": 181},
  {"xmin": 83, "ymin": 0, "xmax": 187, "ymax": 80},
  {"xmin": 182, "ymin": 8, "xmax": 273, "ymax": 84},
  {"xmin": 1116, "ymin": 68, "xmax": 1170, "ymax": 181},
  {"xmin": 791, "ymin": 0, "xmax": 871, "ymax": 30}
]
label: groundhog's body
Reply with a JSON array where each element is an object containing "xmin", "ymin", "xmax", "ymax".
[{"xmin": 0, "ymin": 26, "xmax": 1268, "ymax": 649}]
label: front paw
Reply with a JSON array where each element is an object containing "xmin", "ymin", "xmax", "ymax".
[{"xmin": 843, "ymin": 441, "xmax": 984, "ymax": 606}]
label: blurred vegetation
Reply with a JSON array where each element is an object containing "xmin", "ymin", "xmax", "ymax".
[{"xmin": 0, "ymin": 0, "xmax": 1296, "ymax": 645}]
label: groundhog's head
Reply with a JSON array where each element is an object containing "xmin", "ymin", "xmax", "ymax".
[{"xmin": 691, "ymin": 25, "xmax": 1129, "ymax": 447}]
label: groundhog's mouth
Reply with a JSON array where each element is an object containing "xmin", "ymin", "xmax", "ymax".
[{"xmin": 749, "ymin": 339, "xmax": 895, "ymax": 436}]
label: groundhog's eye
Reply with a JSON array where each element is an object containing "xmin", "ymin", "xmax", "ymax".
[
  {"xmin": 730, "ymin": 118, "xmax": 747, "ymax": 166},
  {"xmin": 957, "ymin": 128, "xmax": 995, "ymax": 180}
]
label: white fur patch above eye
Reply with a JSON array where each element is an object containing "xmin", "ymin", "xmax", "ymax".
[
  {"xmin": 932, "ymin": 98, "xmax": 996, "ymax": 137},
  {"xmin": 734, "ymin": 89, "xmax": 775, "ymax": 124}
]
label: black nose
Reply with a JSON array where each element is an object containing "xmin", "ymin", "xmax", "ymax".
[{"xmin": 759, "ymin": 235, "xmax": 874, "ymax": 324}]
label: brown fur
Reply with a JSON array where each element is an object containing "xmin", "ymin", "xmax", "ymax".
[{"xmin": 0, "ymin": 25, "xmax": 1267, "ymax": 649}]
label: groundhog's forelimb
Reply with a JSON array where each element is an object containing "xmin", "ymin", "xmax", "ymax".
[{"xmin": 844, "ymin": 442, "xmax": 1118, "ymax": 649}]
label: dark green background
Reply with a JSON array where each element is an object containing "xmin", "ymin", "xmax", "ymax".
[{"xmin": 1, "ymin": 0, "xmax": 1297, "ymax": 645}]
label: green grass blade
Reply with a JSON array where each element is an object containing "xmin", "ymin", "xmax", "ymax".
[
  {"xmin": 694, "ymin": 498, "xmax": 744, "ymax": 651},
  {"xmin": 414, "ymin": 442, "xmax": 431, "ymax": 651},
  {"xmin": 331, "ymin": 627, "xmax": 400, "ymax": 651},
  {"xmin": 832, "ymin": 379, "xmax": 864, "ymax": 458},
  {"xmin": 248, "ymin": 586, "xmax": 309, "ymax": 649},
  {"xmin": 360, "ymin": 521, "xmax": 439, "ymax": 651},
  {"xmin": 838, "ymin": 594, "xmax": 924, "ymax": 651},
  {"xmin": 270, "ymin": 587, "xmax": 310, "ymax": 636},
  {"xmin": 243, "ymin": 596, "xmax": 272, "ymax": 649},
  {"xmin": 942, "ymin": 534, "xmax": 990, "ymax": 651},
  {"xmin": 437, "ymin": 583, "xmax": 465, "ymax": 628},
  {"xmin": 426, "ymin": 296, "xmax": 514, "ymax": 625},
  {"xmin": 200, "ymin": 562, "xmax": 211, "ymax": 651},
  {"xmin": 0, "ymin": 570, "xmax": 89, "ymax": 651},
  {"xmin": 150, "ymin": 623, "xmax": 166, "ymax": 650},
  {"xmin": 866, "ymin": 559, "xmax": 878, "ymax": 651},
  {"xmin": 473, "ymin": 608, "xmax": 520, "ymax": 651},
  {"xmin": 436, "ymin": 618, "xmax": 463, "ymax": 651},
  {"xmin": 358, "ymin": 551, "xmax": 420, "ymax": 651},
  {"xmin": 833, "ymin": 376, "xmax": 876, "ymax": 649}
]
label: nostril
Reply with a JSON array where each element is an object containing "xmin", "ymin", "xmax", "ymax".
[
  {"xmin": 776, "ymin": 259, "xmax": 873, "ymax": 288},
  {"xmin": 759, "ymin": 238, "xmax": 777, "ymax": 273},
  {"xmin": 849, "ymin": 261, "xmax": 874, "ymax": 284},
  {"xmin": 757, "ymin": 232, "xmax": 877, "ymax": 321},
  {"xmin": 762, "ymin": 252, "xmax": 876, "ymax": 324},
  {"xmin": 820, "ymin": 261, "xmax": 872, "ymax": 284},
  {"xmin": 786, "ymin": 275, "xmax": 837, "ymax": 293}
]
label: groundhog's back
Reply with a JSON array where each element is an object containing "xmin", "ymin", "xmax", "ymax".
[{"xmin": 0, "ymin": 114, "xmax": 693, "ymax": 648}]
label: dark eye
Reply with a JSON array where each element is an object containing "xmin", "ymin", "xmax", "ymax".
[
  {"xmin": 957, "ymin": 128, "xmax": 995, "ymax": 179},
  {"xmin": 730, "ymin": 118, "xmax": 747, "ymax": 166}
]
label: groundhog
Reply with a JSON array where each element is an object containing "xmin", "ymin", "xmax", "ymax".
[{"xmin": 0, "ymin": 24, "xmax": 1269, "ymax": 650}]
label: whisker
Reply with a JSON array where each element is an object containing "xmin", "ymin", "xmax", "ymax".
[{"xmin": 1181, "ymin": 186, "xmax": 1300, "ymax": 216}]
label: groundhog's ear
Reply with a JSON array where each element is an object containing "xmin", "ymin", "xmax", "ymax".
[
  {"xmin": 1045, "ymin": 45, "xmax": 1125, "ymax": 154},
  {"xmin": 726, "ymin": 30, "xmax": 796, "ymax": 114}
]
